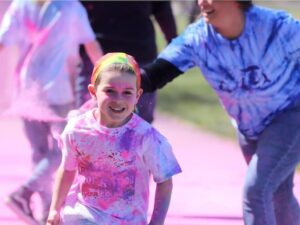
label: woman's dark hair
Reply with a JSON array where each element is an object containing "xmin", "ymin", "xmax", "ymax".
[{"xmin": 237, "ymin": 0, "xmax": 253, "ymax": 11}]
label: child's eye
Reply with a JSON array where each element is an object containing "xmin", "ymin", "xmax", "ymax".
[
  {"xmin": 105, "ymin": 89, "xmax": 115, "ymax": 94},
  {"xmin": 124, "ymin": 91, "xmax": 133, "ymax": 95}
]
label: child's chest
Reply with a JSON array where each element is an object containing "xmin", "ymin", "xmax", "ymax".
[{"xmin": 74, "ymin": 130, "xmax": 144, "ymax": 173}]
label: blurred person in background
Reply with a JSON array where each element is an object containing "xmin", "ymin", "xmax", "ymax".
[
  {"xmin": 141, "ymin": 0, "xmax": 300, "ymax": 224},
  {"xmin": 0, "ymin": 0, "xmax": 102, "ymax": 223},
  {"xmin": 77, "ymin": 1, "xmax": 177, "ymax": 124},
  {"xmin": 172, "ymin": 0, "xmax": 200, "ymax": 23},
  {"xmin": 189, "ymin": 0, "xmax": 201, "ymax": 23}
]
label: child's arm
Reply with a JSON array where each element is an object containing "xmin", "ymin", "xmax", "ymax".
[
  {"xmin": 46, "ymin": 166, "xmax": 76, "ymax": 225},
  {"xmin": 148, "ymin": 178, "xmax": 173, "ymax": 225}
]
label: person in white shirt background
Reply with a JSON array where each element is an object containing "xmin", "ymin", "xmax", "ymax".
[{"xmin": 0, "ymin": 0, "xmax": 103, "ymax": 223}]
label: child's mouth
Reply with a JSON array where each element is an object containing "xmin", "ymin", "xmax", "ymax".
[{"xmin": 110, "ymin": 106, "xmax": 125, "ymax": 113}]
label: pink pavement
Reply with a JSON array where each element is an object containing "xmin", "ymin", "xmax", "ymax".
[
  {"xmin": 151, "ymin": 114, "xmax": 300, "ymax": 225},
  {"xmin": 0, "ymin": 114, "xmax": 299, "ymax": 225}
]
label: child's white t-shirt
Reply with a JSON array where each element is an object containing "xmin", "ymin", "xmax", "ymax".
[{"xmin": 60, "ymin": 109, "xmax": 181, "ymax": 224}]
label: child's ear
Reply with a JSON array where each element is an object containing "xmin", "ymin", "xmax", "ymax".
[
  {"xmin": 88, "ymin": 84, "xmax": 97, "ymax": 99},
  {"xmin": 136, "ymin": 88, "xmax": 143, "ymax": 102}
]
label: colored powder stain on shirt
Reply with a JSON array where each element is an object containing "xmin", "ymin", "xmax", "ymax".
[
  {"xmin": 119, "ymin": 128, "xmax": 136, "ymax": 150},
  {"xmin": 61, "ymin": 111, "xmax": 181, "ymax": 223}
]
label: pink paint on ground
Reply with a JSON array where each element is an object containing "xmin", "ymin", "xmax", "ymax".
[
  {"xmin": 150, "ymin": 113, "xmax": 300, "ymax": 225},
  {"xmin": 0, "ymin": 114, "xmax": 299, "ymax": 224}
]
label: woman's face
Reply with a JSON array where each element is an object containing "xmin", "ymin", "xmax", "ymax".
[{"xmin": 197, "ymin": 0, "xmax": 240, "ymax": 27}]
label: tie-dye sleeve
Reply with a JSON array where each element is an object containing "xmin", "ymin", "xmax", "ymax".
[
  {"xmin": 143, "ymin": 128, "xmax": 182, "ymax": 183},
  {"xmin": 158, "ymin": 22, "xmax": 203, "ymax": 73},
  {"xmin": 60, "ymin": 126, "xmax": 78, "ymax": 171}
]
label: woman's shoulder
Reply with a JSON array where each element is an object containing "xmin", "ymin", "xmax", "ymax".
[
  {"xmin": 243, "ymin": 5, "xmax": 297, "ymax": 38},
  {"xmin": 184, "ymin": 18, "xmax": 208, "ymax": 36},
  {"xmin": 171, "ymin": 18, "xmax": 208, "ymax": 47},
  {"xmin": 248, "ymin": 5, "xmax": 294, "ymax": 23}
]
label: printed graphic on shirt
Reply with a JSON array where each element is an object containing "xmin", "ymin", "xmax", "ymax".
[{"xmin": 76, "ymin": 138, "xmax": 137, "ymax": 206}]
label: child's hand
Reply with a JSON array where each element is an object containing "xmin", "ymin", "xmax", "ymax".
[{"xmin": 46, "ymin": 210, "xmax": 61, "ymax": 225}]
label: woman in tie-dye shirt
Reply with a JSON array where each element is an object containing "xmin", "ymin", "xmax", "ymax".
[
  {"xmin": 46, "ymin": 53, "xmax": 181, "ymax": 225},
  {"xmin": 141, "ymin": 1, "xmax": 300, "ymax": 225}
]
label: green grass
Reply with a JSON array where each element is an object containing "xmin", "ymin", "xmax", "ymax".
[
  {"xmin": 153, "ymin": 2, "xmax": 300, "ymax": 139},
  {"xmin": 157, "ymin": 68, "xmax": 235, "ymax": 138}
]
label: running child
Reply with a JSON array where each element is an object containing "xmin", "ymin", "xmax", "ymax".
[{"xmin": 46, "ymin": 52, "xmax": 182, "ymax": 225}]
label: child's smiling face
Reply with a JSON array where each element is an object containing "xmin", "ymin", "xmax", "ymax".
[{"xmin": 89, "ymin": 70, "xmax": 143, "ymax": 128}]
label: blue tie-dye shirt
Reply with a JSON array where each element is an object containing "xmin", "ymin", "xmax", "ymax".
[{"xmin": 159, "ymin": 6, "xmax": 300, "ymax": 140}]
